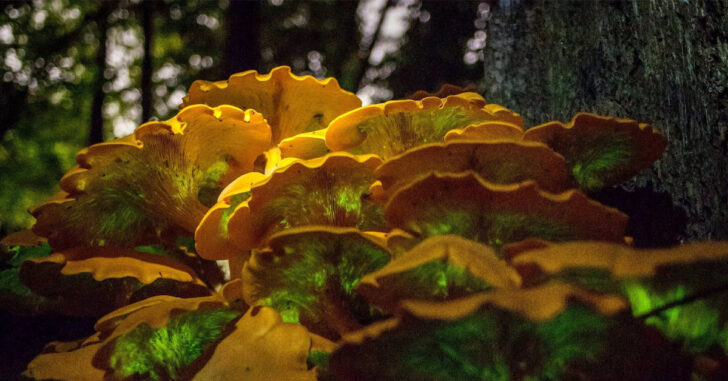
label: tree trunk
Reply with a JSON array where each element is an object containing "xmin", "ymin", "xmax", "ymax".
[
  {"xmin": 483, "ymin": 0, "xmax": 728, "ymax": 242},
  {"xmin": 141, "ymin": 0, "xmax": 154, "ymax": 123},
  {"xmin": 222, "ymin": 0, "xmax": 261, "ymax": 76},
  {"xmin": 88, "ymin": 3, "xmax": 112, "ymax": 145}
]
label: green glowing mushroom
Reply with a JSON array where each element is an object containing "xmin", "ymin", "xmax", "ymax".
[{"xmin": 242, "ymin": 226, "xmax": 391, "ymax": 339}]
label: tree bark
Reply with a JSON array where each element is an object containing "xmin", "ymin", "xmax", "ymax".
[
  {"xmin": 223, "ymin": 0, "xmax": 261, "ymax": 76},
  {"xmin": 483, "ymin": 0, "xmax": 728, "ymax": 242},
  {"xmin": 88, "ymin": 3, "xmax": 112, "ymax": 145},
  {"xmin": 141, "ymin": 0, "xmax": 154, "ymax": 123}
]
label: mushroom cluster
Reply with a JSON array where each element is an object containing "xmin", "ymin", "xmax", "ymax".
[{"xmin": 3, "ymin": 66, "xmax": 728, "ymax": 380}]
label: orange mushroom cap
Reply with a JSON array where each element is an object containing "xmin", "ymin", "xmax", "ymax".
[
  {"xmin": 523, "ymin": 113, "xmax": 667, "ymax": 191},
  {"xmin": 444, "ymin": 120, "xmax": 523, "ymax": 142},
  {"xmin": 182, "ymin": 65, "xmax": 361, "ymax": 144},
  {"xmin": 19, "ymin": 246, "xmax": 211, "ymax": 316},
  {"xmin": 357, "ymin": 235, "xmax": 521, "ymax": 312},
  {"xmin": 242, "ymin": 226, "xmax": 391, "ymax": 339},
  {"xmin": 374, "ymin": 140, "xmax": 571, "ymax": 201},
  {"xmin": 32, "ymin": 105, "xmax": 271, "ymax": 250},
  {"xmin": 192, "ymin": 306, "xmax": 326, "ymax": 381},
  {"xmin": 219, "ymin": 153, "xmax": 384, "ymax": 253},
  {"xmin": 24, "ymin": 294, "xmax": 229, "ymax": 380},
  {"xmin": 385, "ymin": 172, "xmax": 628, "ymax": 251},
  {"xmin": 399, "ymin": 283, "xmax": 626, "ymax": 322},
  {"xmin": 408, "ymin": 83, "xmax": 478, "ymax": 100},
  {"xmin": 325, "ymin": 93, "xmax": 523, "ymax": 159},
  {"xmin": 277, "ymin": 128, "xmax": 331, "ymax": 160},
  {"xmin": 195, "ymin": 171, "xmax": 267, "ymax": 262},
  {"xmin": 511, "ymin": 240, "xmax": 728, "ymax": 280}
]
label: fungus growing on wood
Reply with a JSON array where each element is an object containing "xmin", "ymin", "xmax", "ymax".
[
  {"xmin": 31, "ymin": 105, "xmax": 271, "ymax": 249},
  {"xmin": 444, "ymin": 120, "xmax": 524, "ymax": 142},
  {"xmin": 374, "ymin": 140, "xmax": 571, "ymax": 200},
  {"xmin": 523, "ymin": 113, "xmax": 667, "ymax": 192},
  {"xmin": 24, "ymin": 295, "xmax": 232, "ymax": 381},
  {"xmin": 328, "ymin": 284, "xmax": 685, "ymax": 381},
  {"xmin": 182, "ymin": 66, "xmax": 361, "ymax": 144},
  {"xmin": 7, "ymin": 65, "xmax": 727, "ymax": 380},
  {"xmin": 242, "ymin": 226, "xmax": 390, "ymax": 339},
  {"xmin": 357, "ymin": 235, "xmax": 521, "ymax": 312},
  {"xmin": 19, "ymin": 246, "xmax": 211, "ymax": 316},
  {"xmin": 278, "ymin": 128, "xmax": 331, "ymax": 160},
  {"xmin": 385, "ymin": 172, "xmax": 627, "ymax": 253},
  {"xmin": 325, "ymin": 93, "xmax": 517, "ymax": 158},
  {"xmin": 192, "ymin": 306, "xmax": 334, "ymax": 381},
  {"xmin": 511, "ymin": 241, "xmax": 728, "ymax": 354},
  {"xmin": 221, "ymin": 153, "xmax": 385, "ymax": 252},
  {"xmin": 195, "ymin": 171, "xmax": 266, "ymax": 263}
]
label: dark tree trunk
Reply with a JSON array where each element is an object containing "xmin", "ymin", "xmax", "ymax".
[
  {"xmin": 223, "ymin": 0, "xmax": 261, "ymax": 76},
  {"xmin": 329, "ymin": 0, "xmax": 363, "ymax": 92},
  {"xmin": 88, "ymin": 3, "xmax": 111, "ymax": 145},
  {"xmin": 483, "ymin": 0, "xmax": 728, "ymax": 242},
  {"xmin": 141, "ymin": 0, "xmax": 154, "ymax": 123}
]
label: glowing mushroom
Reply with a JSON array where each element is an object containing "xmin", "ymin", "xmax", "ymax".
[
  {"xmin": 523, "ymin": 113, "xmax": 667, "ymax": 191},
  {"xmin": 328, "ymin": 284, "xmax": 685, "ymax": 381},
  {"xmin": 182, "ymin": 66, "xmax": 361, "ymax": 144},
  {"xmin": 242, "ymin": 226, "xmax": 391, "ymax": 339},
  {"xmin": 32, "ymin": 105, "xmax": 272, "ymax": 250},
  {"xmin": 444, "ymin": 120, "xmax": 523, "ymax": 142},
  {"xmin": 218, "ymin": 153, "xmax": 384, "ymax": 253},
  {"xmin": 193, "ymin": 306, "xmax": 334, "ymax": 381},
  {"xmin": 326, "ymin": 93, "xmax": 519, "ymax": 159},
  {"xmin": 408, "ymin": 83, "xmax": 477, "ymax": 100},
  {"xmin": 357, "ymin": 235, "xmax": 521, "ymax": 313},
  {"xmin": 24, "ymin": 294, "xmax": 233, "ymax": 381},
  {"xmin": 511, "ymin": 241, "xmax": 728, "ymax": 355},
  {"xmin": 385, "ymin": 172, "xmax": 628, "ymax": 253},
  {"xmin": 19, "ymin": 246, "xmax": 211, "ymax": 316},
  {"xmin": 374, "ymin": 140, "xmax": 571, "ymax": 200},
  {"xmin": 195, "ymin": 171, "xmax": 267, "ymax": 267}
]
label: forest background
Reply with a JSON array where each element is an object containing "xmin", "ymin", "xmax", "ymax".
[
  {"xmin": 1, "ymin": 0, "xmax": 728, "ymax": 378},
  {"xmin": 1, "ymin": 0, "xmax": 727, "ymax": 244}
]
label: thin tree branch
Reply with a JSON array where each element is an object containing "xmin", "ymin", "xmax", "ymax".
[
  {"xmin": 353, "ymin": 0, "xmax": 393, "ymax": 92},
  {"xmin": 141, "ymin": 0, "xmax": 154, "ymax": 122},
  {"xmin": 636, "ymin": 283, "xmax": 728, "ymax": 320},
  {"xmin": 88, "ymin": 3, "xmax": 112, "ymax": 145}
]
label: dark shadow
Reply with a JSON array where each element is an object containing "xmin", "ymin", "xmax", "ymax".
[
  {"xmin": 0, "ymin": 312, "xmax": 96, "ymax": 380},
  {"xmin": 593, "ymin": 183, "xmax": 687, "ymax": 248}
]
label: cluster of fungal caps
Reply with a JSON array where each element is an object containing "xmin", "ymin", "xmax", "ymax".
[{"xmin": 4, "ymin": 66, "xmax": 727, "ymax": 380}]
